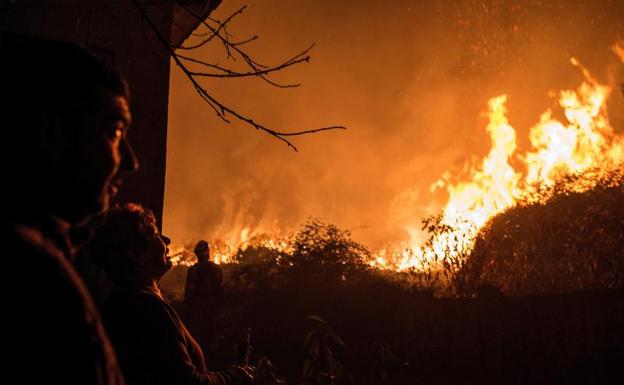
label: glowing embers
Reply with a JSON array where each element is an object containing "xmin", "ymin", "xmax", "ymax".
[{"xmin": 169, "ymin": 232, "xmax": 294, "ymax": 267}]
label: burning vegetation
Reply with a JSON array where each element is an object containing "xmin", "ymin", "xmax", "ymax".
[
  {"xmin": 394, "ymin": 54, "xmax": 623, "ymax": 271},
  {"xmin": 159, "ymin": 29, "xmax": 624, "ymax": 385},
  {"xmin": 167, "ymin": 48, "xmax": 623, "ymax": 297},
  {"xmin": 467, "ymin": 169, "xmax": 624, "ymax": 295}
]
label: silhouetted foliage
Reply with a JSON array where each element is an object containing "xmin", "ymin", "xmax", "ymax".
[
  {"xmin": 465, "ymin": 168, "xmax": 624, "ymax": 295},
  {"xmin": 164, "ymin": 169, "xmax": 624, "ymax": 300},
  {"xmin": 227, "ymin": 241, "xmax": 291, "ymax": 291},
  {"xmin": 222, "ymin": 219, "xmax": 374, "ymax": 291},
  {"xmin": 420, "ymin": 215, "xmax": 474, "ymax": 297},
  {"xmin": 302, "ymin": 316, "xmax": 347, "ymax": 385},
  {"xmin": 239, "ymin": 328, "xmax": 287, "ymax": 385},
  {"xmin": 255, "ymin": 357, "xmax": 287, "ymax": 385},
  {"xmin": 284, "ymin": 219, "xmax": 370, "ymax": 284}
]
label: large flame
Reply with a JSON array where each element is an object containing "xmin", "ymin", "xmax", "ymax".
[
  {"xmin": 395, "ymin": 57, "xmax": 623, "ymax": 270},
  {"xmin": 170, "ymin": 54, "xmax": 623, "ymax": 272}
]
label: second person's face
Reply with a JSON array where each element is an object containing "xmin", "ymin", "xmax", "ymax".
[{"xmin": 143, "ymin": 223, "xmax": 172, "ymax": 280}]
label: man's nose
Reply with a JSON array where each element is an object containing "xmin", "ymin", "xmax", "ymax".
[{"xmin": 120, "ymin": 137, "xmax": 139, "ymax": 173}]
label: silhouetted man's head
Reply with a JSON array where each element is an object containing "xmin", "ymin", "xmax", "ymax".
[
  {"xmin": 2, "ymin": 36, "xmax": 138, "ymax": 223},
  {"xmin": 194, "ymin": 240, "xmax": 211, "ymax": 262},
  {"xmin": 88, "ymin": 203, "xmax": 171, "ymax": 285}
]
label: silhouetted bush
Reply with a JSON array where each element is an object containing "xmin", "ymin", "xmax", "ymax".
[
  {"xmin": 224, "ymin": 219, "xmax": 379, "ymax": 292},
  {"xmin": 466, "ymin": 168, "xmax": 624, "ymax": 295}
]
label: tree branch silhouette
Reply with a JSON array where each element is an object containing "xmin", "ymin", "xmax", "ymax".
[{"xmin": 132, "ymin": 0, "xmax": 345, "ymax": 151}]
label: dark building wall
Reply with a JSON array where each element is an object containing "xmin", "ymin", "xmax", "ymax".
[{"xmin": 0, "ymin": 0, "xmax": 220, "ymax": 226}]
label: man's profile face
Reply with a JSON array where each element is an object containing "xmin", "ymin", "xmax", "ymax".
[
  {"xmin": 58, "ymin": 88, "xmax": 138, "ymax": 222},
  {"xmin": 142, "ymin": 223, "xmax": 172, "ymax": 280}
]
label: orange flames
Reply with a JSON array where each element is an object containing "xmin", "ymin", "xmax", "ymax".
[
  {"xmin": 169, "ymin": 228, "xmax": 293, "ymax": 266},
  {"xmin": 171, "ymin": 51, "xmax": 623, "ymax": 272},
  {"xmin": 392, "ymin": 56, "xmax": 623, "ymax": 270}
]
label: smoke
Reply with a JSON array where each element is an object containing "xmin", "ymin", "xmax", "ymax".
[
  {"xmin": 163, "ymin": 0, "xmax": 624, "ymax": 249},
  {"xmin": 613, "ymin": 42, "xmax": 624, "ymax": 63}
]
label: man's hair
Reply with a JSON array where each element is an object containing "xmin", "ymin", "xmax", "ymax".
[
  {"xmin": 87, "ymin": 203, "xmax": 156, "ymax": 284},
  {"xmin": 1, "ymin": 33, "xmax": 129, "ymax": 127},
  {"xmin": 2, "ymin": 34, "xmax": 130, "ymax": 209}
]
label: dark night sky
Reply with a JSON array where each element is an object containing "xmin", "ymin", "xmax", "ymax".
[{"xmin": 163, "ymin": 0, "xmax": 624, "ymax": 249}]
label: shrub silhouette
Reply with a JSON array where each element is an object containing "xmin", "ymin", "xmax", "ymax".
[
  {"xmin": 284, "ymin": 218, "xmax": 370, "ymax": 284},
  {"xmin": 224, "ymin": 218, "xmax": 372, "ymax": 291},
  {"xmin": 465, "ymin": 169, "xmax": 624, "ymax": 295}
]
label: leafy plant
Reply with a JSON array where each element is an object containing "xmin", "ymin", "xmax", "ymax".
[
  {"xmin": 466, "ymin": 168, "xmax": 624, "ymax": 295},
  {"xmin": 285, "ymin": 218, "xmax": 370, "ymax": 284},
  {"xmin": 301, "ymin": 315, "xmax": 346, "ymax": 385},
  {"xmin": 255, "ymin": 357, "xmax": 288, "ymax": 385}
]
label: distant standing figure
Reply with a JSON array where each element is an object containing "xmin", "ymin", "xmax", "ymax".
[{"xmin": 185, "ymin": 240, "xmax": 225, "ymax": 348}]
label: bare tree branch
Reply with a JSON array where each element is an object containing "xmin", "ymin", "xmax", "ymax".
[
  {"xmin": 174, "ymin": 4, "xmax": 247, "ymax": 51},
  {"xmin": 131, "ymin": 0, "xmax": 345, "ymax": 151},
  {"xmin": 230, "ymin": 34, "xmax": 258, "ymax": 47},
  {"xmin": 179, "ymin": 46, "xmax": 312, "ymax": 81},
  {"xmin": 174, "ymin": 1, "xmax": 307, "ymax": 87}
]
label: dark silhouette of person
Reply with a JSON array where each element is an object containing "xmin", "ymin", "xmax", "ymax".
[
  {"xmin": 185, "ymin": 240, "xmax": 225, "ymax": 349},
  {"xmin": 88, "ymin": 204, "xmax": 253, "ymax": 385},
  {"xmin": 2, "ymin": 34, "xmax": 137, "ymax": 385}
]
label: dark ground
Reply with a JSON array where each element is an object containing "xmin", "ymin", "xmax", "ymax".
[{"xmin": 167, "ymin": 279, "xmax": 624, "ymax": 385}]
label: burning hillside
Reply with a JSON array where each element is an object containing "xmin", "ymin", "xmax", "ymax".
[{"xmin": 170, "ymin": 47, "xmax": 623, "ymax": 282}]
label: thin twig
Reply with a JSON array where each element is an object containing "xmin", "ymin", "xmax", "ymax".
[
  {"xmin": 174, "ymin": 4, "xmax": 247, "ymax": 51},
  {"xmin": 186, "ymin": 55, "xmax": 310, "ymax": 79},
  {"xmin": 176, "ymin": 1, "xmax": 308, "ymax": 87},
  {"xmin": 133, "ymin": 0, "xmax": 345, "ymax": 151},
  {"xmin": 230, "ymin": 34, "xmax": 258, "ymax": 47}
]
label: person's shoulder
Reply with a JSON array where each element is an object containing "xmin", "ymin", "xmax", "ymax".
[
  {"xmin": 5, "ymin": 221, "xmax": 114, "ymax": 378},
  {"xmin": 6, "ymin": 221, "xmax": 64, "ymax": 265},
  {"xmin": 108, "ymin": 286, "xmax": 163, "ymax": 308},
  {"xmin": 5, "ymin": 221, "xmax": 91, "ymax": 307},
  {"xmin": 108, "ymin": 287, "xmax": 179, "ymax": 324}
]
